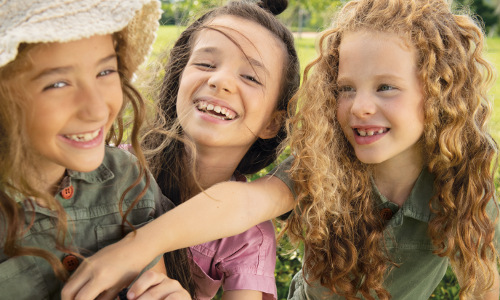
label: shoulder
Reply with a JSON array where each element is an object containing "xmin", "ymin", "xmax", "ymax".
[
  {"xmin": 101, "ymin": 146, "xmax": 165, "ymax": 207},
  {"xmin": 102, "ymin": 146, "xmax": 139, "ymax": 172}
]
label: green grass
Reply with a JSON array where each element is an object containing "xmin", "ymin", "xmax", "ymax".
[
  {"xmin": 486, "ymin": 37, "xmax": 500, "ymax": 143},
  {"xmin": 151, "ymin": 26, "xmax": 500, "ymax": 299}
]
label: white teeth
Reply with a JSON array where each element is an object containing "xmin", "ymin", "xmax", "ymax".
[
  {"xmin": 356, "ymin": 128, "xmax": 387, "ymax": 137},
  {"xmin": 195, "ymin": 101, "xmax": 236, "ymax": 120},
  {"xmin": 65, "ymin": 129, "xmax": 100, "ymax": 142}
]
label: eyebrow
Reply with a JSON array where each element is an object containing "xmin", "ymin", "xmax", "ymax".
[
  {"xmin": 194, "ymin": 46, "xmax": 269, "ymax": 75},
  {"xmin": 31, "ymin": 53, "xmax": 118, "ymax": 81},
  {"xmin": 337, "ymin": 74, "xmax": 404, "ymax": 83}
]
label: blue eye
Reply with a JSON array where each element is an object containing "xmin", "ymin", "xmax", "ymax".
[
  {"xmin": 43, "ymin": 81, "xmax": 67, "ymax": 91},
  {"xmin": 378, "ymin": 84, "xmax": 395, "ymax": 92},
  {"xmin": 98, "ymin": 69, "xmax": 117, "ymax": 77}
]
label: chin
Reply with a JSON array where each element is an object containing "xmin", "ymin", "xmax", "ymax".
[{"xmin": 69, "ymin": 154, "xmax": 105, "ymax": 173}]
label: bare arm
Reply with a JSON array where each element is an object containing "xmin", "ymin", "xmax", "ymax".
[
  {"xmin": 62, "ymin": 176, "xmax": 294, "ymax": 300},
  {"xmin": 134, "ymin": 175, "xmax": 293, "ymax": 253}
]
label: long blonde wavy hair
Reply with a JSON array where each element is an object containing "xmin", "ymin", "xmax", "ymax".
[
  {"xmin": 0, "ymin": 32, "xmax": 150, "ymax": 281},
  {"xmin": 284, "ymin": 0, "xmax": 498, "ymax": 298}
]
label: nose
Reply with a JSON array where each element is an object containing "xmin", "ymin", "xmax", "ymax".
[
  {"xmin": 76, "ymin": 82, "xmax": 109, "ymax": 121},
  {"xmin": 207, "ymin": 69, "xmax": 236, "ymax": 94},
  {"xmin": 350, "ymin": 92, "xmax": 376, "ymax": 118}
]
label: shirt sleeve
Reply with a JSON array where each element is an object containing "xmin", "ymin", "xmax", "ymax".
[
  {"xmin": 269, "ymin": 156, "xmax": 296, "ymax": 220},
  {"xmin": 216, "ymin": 221, "xmax": 278, "ymax": 300},
  {"xmin": 486, "ymin": 198, "xmax": 500, "ymax": 251},
  {"xmin": 269, "ymin": 156, "xmax": 296, "ymax": 198}
]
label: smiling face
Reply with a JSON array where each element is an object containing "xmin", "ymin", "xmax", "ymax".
[
  {"xmin": 21, "ymin": 35, "xmax": 123, "ymax": 184},
  {"xmin": 336, "ymin": 30, "xmax": 424, "ymax": 168},
  {"xmin": 176, "ymin": 15, "xmax": 285, "ymax": 157}
]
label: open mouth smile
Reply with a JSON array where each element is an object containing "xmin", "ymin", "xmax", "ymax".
[
  {"xmin": 195, "ymin": 100, "xmax": 237, "ymax": 120},
  {"xmin": 355, "ymin": 128, "xmax": 389, "ymax": 136},
  {"xmin": 63, "ymin": 128, "xmax": 101, "ymax": 142}
]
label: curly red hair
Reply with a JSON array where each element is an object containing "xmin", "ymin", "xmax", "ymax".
[{"xmin": 284, "ymin": 0, "xmax": 498, "ymax": 298}]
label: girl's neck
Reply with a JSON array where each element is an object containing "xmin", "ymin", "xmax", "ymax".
[
  {"xmin": 184, "ymin": 144, "xmax": 247, "ymax": 198},
  {"xmin": 28, "ymin": 164, "xmax": 66, "ymax": 207},
  {"xmin": 373, "ymin": 155, "xmax": 424, "ymax": 207}
]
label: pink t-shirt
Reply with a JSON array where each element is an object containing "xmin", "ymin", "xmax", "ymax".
[{"xmin": 190, "ymin": 220, "xmax": 278, "ymax": 300}]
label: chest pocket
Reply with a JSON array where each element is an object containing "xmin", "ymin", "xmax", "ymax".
[{"xmin": 0, "ymin": 255, "xmax": 54, "ymax": 300}]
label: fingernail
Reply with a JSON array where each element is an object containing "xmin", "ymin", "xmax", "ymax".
[{"xmin": 127, "ymin": 292, "xmax": 135, "ymax": 299}]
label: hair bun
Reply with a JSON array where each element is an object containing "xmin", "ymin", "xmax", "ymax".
[{"xmin": 257, "ymin": 0, "xmax": 288, "ymax": 15}]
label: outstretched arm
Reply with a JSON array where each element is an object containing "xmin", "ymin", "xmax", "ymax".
[{"xmin": 61, "ymin": 175, "xmax": 294, "ymax": 300}]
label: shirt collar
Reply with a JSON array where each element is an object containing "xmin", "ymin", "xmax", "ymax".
[
  {"xmin": 66, "ymin": 162, "xmax": 114, "ymax": 184},
  {"xmin": 372, "ymin": 168, "xmax": 435, "ymax": 226},
  {"xmin": 20, "ymin": 159, "xmax": 115, "ymax": 215}
]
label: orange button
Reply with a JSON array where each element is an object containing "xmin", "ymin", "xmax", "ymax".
[
  {"xmin": 62, "ymin": 254, "xmax": 79, "ymax": 272},
  {"xmin": 379, "ymin": 208, "xmax": 393, "ymax": 221},
  {"xmin": 60, "ymin": 186, "xmax": 74, "ymax": 199}
]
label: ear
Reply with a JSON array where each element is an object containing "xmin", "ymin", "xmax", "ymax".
[{"xmin": 258, "ymin": 110, "xmax": 285, "ymax": 140}]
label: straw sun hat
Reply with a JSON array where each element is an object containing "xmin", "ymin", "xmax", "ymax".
[{"xmin": 0, "ymin": 0, "xmax": 162, "ymax": 78}]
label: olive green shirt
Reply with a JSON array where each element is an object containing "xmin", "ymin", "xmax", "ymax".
[
  {"xmin": 0, "ymin": 147, "xmax": 171, "ymax": 300},
  {"xmin": 272, "ymin": 157, "xmax": 500, "ymax": 299}
]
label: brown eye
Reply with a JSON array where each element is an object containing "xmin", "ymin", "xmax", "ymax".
[{"xmin": 242, "ymin": 74, "xmax": 262, "ymax": 85}]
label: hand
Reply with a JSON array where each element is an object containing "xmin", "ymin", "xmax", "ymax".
[
  {"xmin": 126, "ymin": 270, "xmax": 191, "ymax": 300},
  {"xmin": 61, "ymin": 233, "xmax": 157, "ymax": 300}
]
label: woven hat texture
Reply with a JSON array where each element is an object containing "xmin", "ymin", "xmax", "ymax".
[{"xmin": 0, "ymin": 0, "xmax": 161, "ymax": 77}]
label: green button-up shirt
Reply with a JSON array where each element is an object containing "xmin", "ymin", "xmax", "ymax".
[
  {"xmin": 0, "ymin": 147, "xmax": 170, "ymax": 300},
  {"xmin": 272, "ymin": 157, "xmax": 500, "ymax": 299}
]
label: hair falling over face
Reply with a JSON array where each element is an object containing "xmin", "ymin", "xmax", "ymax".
[
  {"xmin": 284, "ymin": 0, "xmax": 498, "ymax": 298},
  {"xmin": 0, "ymin": 34, "xmax": 150, "ymax": 282},
  {"xmin": 139, "ymin": 0, "xmax": 299, "ymax": 297}
]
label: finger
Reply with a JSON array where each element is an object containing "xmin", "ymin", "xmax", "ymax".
[
  {"xmin": 61, "ymin": 263, "xmax": 91, "ymax": 300},
  {"xmin": 76, "ymin": 277, "xmax": 129, "ymax": 300},
  {"xmin": 62, "ymin": 260, "xmax": 125, "ymax": 300},
  {"xmin": 127, "ymin": 270, "xmax": 166, "ymax": 299},
  {"xmin": 94, "ymin": 287, "xmax": 124, "ymax": 300},
  {"xmin": 133, "ymin": 279, "xmax": 190, "ymax": 300},
  {"xmin": 136, "ymin": 290, "xmax": 190, "ymax": 300}
]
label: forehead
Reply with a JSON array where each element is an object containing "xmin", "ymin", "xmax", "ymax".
[
  {"xmin": 197, "ymin": 15, "xmax": 286, "ymax": 63},
  {"xmin": 28, "ymin": 35, "xmax": 115, "ymax": 65},
  {"xmin": 338, "ymin": 30, "xmax": 416, "ymax": 66},
  {"xmin": 341, "ymin": 29, "xmax": 412, "ymax": 50}
]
